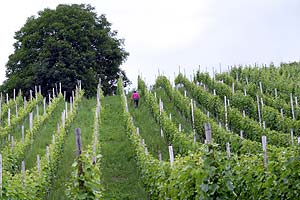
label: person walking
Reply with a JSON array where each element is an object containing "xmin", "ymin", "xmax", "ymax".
[{"xmin": 132, "ymin": 90, "xmax": 140, "ymax": 108}]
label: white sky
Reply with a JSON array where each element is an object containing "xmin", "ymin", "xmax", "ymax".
[{"xmin": 0, "ymin": 0, "xmax": 300, "ymax": 89}]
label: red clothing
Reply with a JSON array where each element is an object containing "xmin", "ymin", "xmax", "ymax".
[{"xmin": 132, "ymin": 92, "xmax": 140, "ymax": 100}]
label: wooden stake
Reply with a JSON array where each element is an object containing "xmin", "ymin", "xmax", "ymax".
[
  {"xmin": 257, "ymin": 95, "xmax": 262, "ymax": 127},
  {"xmin": 168, "ymin": 146, "xmax": 174, "ymax": 166},
  {"xmin": 43, "ymin": 98, "xmax": 46, "ymax": 115},
  {"xmin": 160, "ymin": 128, "xmax": 164, "ymax": 138},
  {"xmin": 29, "ymin": 112, "xmax": 33, "ymax": 131},
  {"xmin": 178, "ymin": 124, "xmax": 182, "ymax": 132},
  {"xmin": 22, "ymin": 125, "xmax": 25, "ymax": 144},
  {"xmin": 240, "ymin": 130, "xmax": 244, "ymax": 139},
  {"xmin": 204, "ymin": 123, "xmax": 212, "ymax": 144},
  {"xmin": 224, "ymin": 96, "xmax": 228, "ymax": 131},
  {"xmin": 226, "ymin": 142, "xmax": 231, "ymax": 159},
  {"xmin": 136, "ymin": 127, "xmax": 140, "ymax": 135},
  {"xmin": 13, "ymin": 89, "xmax": 16, "ymax": 102},
  {"xmin": 291, "ymin": 93, "xmax": 295, "ymax": 120},
  {"xmin": 75, "ymin": 128, "xmax": 84, "ymax": 189},
  {"xmin": 291, "ymin": 129, "xmax": 294, "ymax": 145},
  {"xmin": 274, "ymin": 88, "xmax": 277, "ymax": 98},
  {"xmin": 262, "ymin": 136, "xmax": 268, "ymax": 168},
  {"xmin": 30, "ymin": 90, "xmax": 33, "ymax": 102},
  {"xmin": 259, "ymin": 82, "xmax": 263, "ymax": 94},
  {"xmin": 24, "ymin": 97, "xmax": 27, "ymax": 109},
  {"xmin": 8, "ymin": 108, "xmax": 10, "ymax": 126}
]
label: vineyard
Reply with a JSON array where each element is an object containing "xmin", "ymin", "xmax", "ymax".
[{"xmin": 1, "ymin": 62, "xmax": 300, "ymax": 199}]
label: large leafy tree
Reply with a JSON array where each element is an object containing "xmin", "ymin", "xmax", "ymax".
[{"xmin": 1, "ymin": 4, "xmax": 129, "ymax": 97}]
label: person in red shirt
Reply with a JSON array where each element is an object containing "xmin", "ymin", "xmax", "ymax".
[{"xmin": 131, "ymin": 90, "xmax": 140, "ymax": 108}]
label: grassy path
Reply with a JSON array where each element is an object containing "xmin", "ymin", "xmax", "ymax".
[
  {"xmin": 100, "ymin": 96, "xmax": 147, "ymax": 199},
  {"xmin": 128, "ymin": 96, "xmax": 169, "ymax": 161},
  {"xmin": 24, "ymin": 100, "xmax": 65, "ymax": 169},
  {"xmin": 48, "ymin": 98, "xmax": 96, "ymax": 200}
]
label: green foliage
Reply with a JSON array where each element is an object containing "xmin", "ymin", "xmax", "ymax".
[{"xmin": 1, "ymin": 4, "xmax": 129, "ymax": 97}]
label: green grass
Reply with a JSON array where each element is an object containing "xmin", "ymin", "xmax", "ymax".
[
  {"xmin": 128, "ymin": 95, "xmax": 169, "ymax": 161},
  {"xmin": 48, "ymin": 98, "xmax": 96, "ymax": 200},
  {"xmin": 24, "ymin": 100, "xmax": 65, "ymax": 169},
  {"xmin": 100, "ymin": 95, "xmax": 147, "ymax": 200}
]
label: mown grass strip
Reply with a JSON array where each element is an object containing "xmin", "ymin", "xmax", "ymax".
[
  {"xmin": 128, "ymin": 95, "xmax": 169, "ymax": 161},
  {"xmin": 48, "ymin": 98, "xmax": 96, "ymax": 200},
  {"xmin": 100, "ymin": 95, "xmax": 147, "ymax": 199}
]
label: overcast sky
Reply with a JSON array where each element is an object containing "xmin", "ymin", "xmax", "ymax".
[{"xmin": 0, "ymin": 0, "xmax": 299, "ymax": 88}]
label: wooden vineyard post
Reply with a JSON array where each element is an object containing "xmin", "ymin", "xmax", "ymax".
[
  {"xmin": 29, "ymin": 112, "xmax": 33, "ymax": 132},
  {"xmin": 178, "ymin": 124, "xmax": 182, "ymax": 132},
  {"xmin": 59, "ymin": 82, "xmax": 62, "ymax": 94},
  {"xmin": 291, "ymin": 129, "xmax": 294, "ymax": 145},
  {"xmin": 22, "ymin": 125, "xmax": 25, "ymax": 144},
  {"xmin": 244, "ymin": 88, "xmax": 247, "ymax": 96},
  {"xmin": 274, "ymin": 88, "xmax": 277, "ymax": 98},
  {"xmin": 35, "ymin": 86, "xmax": 38, "ymax": 100},
  {"xmin": 46, "ymin": 146, "xmax": 50, "ymax": 163},
  {"xmin": 224, "ymin": 96, "xmax": 228, "ymax": 131},
  {"xmin": 62, "ymin": 110, "xmax": 65, "ymax": 128},
  {"xmin": 168, "ymin": 146, "xmax": 174, "ymax": 167},
  {"xmin": 262, "ymin": 136, "xmax": 268, "ymax": 168},
  {"xmin": 232, "ymin": 82, "xmax": 235, "ymax": 94},
  {"xmin": 204, "ymin": 123, "xmax": 212, "ymax": 144},
  {"xmin": 226, "ymin": 142, "xmax": 231, "ymax": 159},
  {"xmin": 240, "ymin": 130, "xmax": 244, "ymax": 139},
  {"xmin": 75, "ymin": 128, "xmax": 84, "ymax": 189},
  {"xmin": 290, "ymin": 93, "xmax": 295, "ymax": 120},
  {"xmin": 280, "ymin": 108, "xmax": 284, "ymax": 118},
  {"xmin": 30, "ymin": 90, "xmax": 33, "ymax": 102},
  {"xmin": 295, "ymin": 97, "xmax": 298, "ymax": 107},
  {"xmin": 136, "ymin": 127, "xmax": 140, "ymax": 135},
  {"xmin": 8, "ymin": 108, "xmax": 10, "ymax": 126},
  {"xmin": 259, "ymin": 82, "xmax": 263, "ymax": 94},
  {"xmin": 65, "ymin": 102, "xmax": 68, "ymax": 119},
  {"xmin": 48, "ymin": 94, "xmax": 51, "ymax": 106},
  {"xmin": 21, "ymin": 160, "xmax": 25, "ymax": 187},
  {"xmin": 13, "ymin": 88, "xmax": 16, "ymax": 102},
  {"xmin": 36, "ymin": 104, "xmax": 39, "ymax": 121},
  {"xmin": 191, "ymin": 99, "xmax": 196, "ymax": 142},
  {"xmin": 245, "ymin": 76, "xmax": 249, "ymax": 85},
  {"xmin": 24, "ymin": 97, "xmax": 27, "ymax": 109},
  {"xmin": 6, "ymin": 93, "xmax": 8, "ymax": 104},
  {"xmin": 43, "ymin": 98, "xmax": 46, "ymax": 116},
  {"xmin": 37, "ymin": 154, "xmax": 41, "ymax": 175},
  {"xmin": 257, "ymin": 95, "xmax": 262, "ymax": 127},
  {"xmin": 11, "ymin": 136, "xmax": 14, "ymax": 151}
]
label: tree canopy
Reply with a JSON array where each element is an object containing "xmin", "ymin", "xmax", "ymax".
[{"xmin": 1, "ymin": 4, "xmax": 129, "ymax": 97}]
